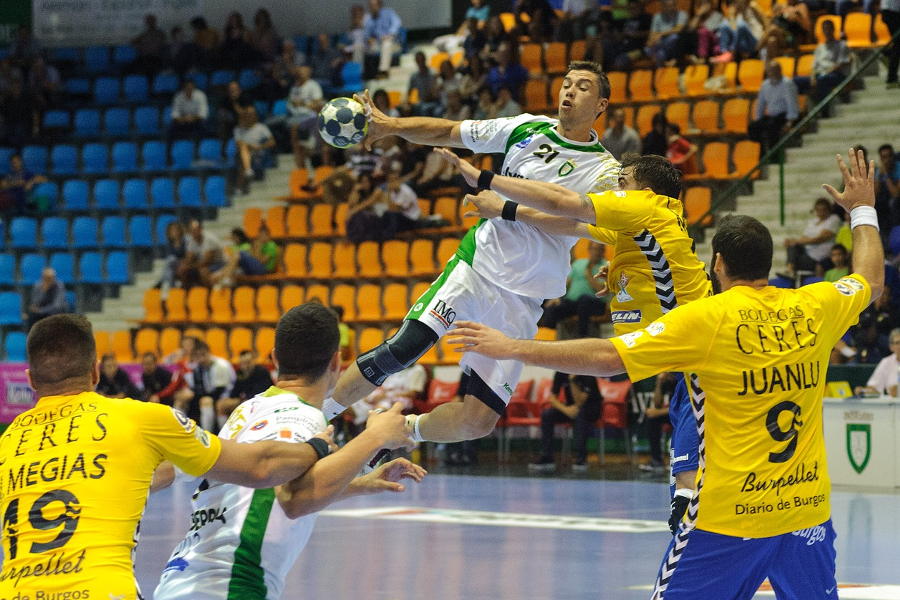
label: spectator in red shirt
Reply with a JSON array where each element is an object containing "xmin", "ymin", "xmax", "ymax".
[{"xmin": 666, "ymin": 123, "xmax": 698, "ymax": 175}]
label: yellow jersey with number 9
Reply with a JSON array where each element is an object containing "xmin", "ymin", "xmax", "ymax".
[
  {"xmin": 0, "ymin": 391, "xmax": 222, "ymax": 599},
  {"xmin": 610, "ymin": 275, "xmax": 871, "ymax": 537}
]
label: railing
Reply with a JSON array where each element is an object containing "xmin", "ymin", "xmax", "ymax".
[{"xmin": 688, "ymin": 27, "xmax": 900, "ymax": 241}]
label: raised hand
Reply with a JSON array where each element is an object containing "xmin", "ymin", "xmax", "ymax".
[
  {"xmin": 312, "ymin": 424, "xmax": 338, "ymax": 454},
  {"xmin": 594, "ymin": 265, "xmax": 610, "ymax": 297},
  {"xmin": 822, "ymin": 148, "xmax": 875, "ymax": 212},
  {"xmin": 365, "ymin": 403, "xmax": 416, "ymax": 450},
  {"xmin": 446, "ymin": 320, "xmax": 514, "ymax": 359},
  {"xmin": 355, "ymin": 458, "xmax": 427, "ymax": 494},
  {"xmin": 463, "ymin": 190, "xmax": 504, "ymax": 219},
  {"xmin": 432, "ymin": 147, "xmax": 480, "ymax": 188},
  {"xmin": 353, "ymin": 89, "xmax": 394, "ymax": 151}
]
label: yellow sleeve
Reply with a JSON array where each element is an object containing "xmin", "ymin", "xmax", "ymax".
[
  {"xmin": 586, "ymin": 225, "xmax": 617, "ymax": 245},
  {"xmin": 807, "ymin": 274, "xmax": 872, "ymax": 342},
  {"xmin": 589, "ymin": 190, "xmax": 655, "ymax": 232},
  {"xmin": 139, "ymin": 403, "xmax": 223, "ymax": 477},
  {"xmin": 609, "ymin": 299, "xmax": 718, "ymax": 382}
]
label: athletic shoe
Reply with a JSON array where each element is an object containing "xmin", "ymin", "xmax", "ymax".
[
  {"xmin": 527, "ymin": 457, "xmax": 556, "ymax": 472},
  {"xmin": 711, "ymin": 51, "xmax": 733, "ymax": 64},
  {"xmin": 571, "ymin": 461, "xmax": 588, "ymax": 473}
]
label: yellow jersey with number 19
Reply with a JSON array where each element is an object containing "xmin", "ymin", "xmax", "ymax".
[
  {"xmin": 610, "ymin": 275, "xmax": 871, "ymax": 537},
  {"xmin": 0, "ymin": 392, "xmax": 222, "ymax": 599}
]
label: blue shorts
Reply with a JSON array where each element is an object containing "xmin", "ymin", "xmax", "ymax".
[
  {"xmin": 653, "ymin": 520, "xmax": 837, "ymax": 600},
  {"xmin": 669, "ymin": 374, "xmax": 699, "ymax": 492}
]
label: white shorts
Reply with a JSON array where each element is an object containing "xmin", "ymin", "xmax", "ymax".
[{"xmin": 406, "ymin": 256, "xmax": 542, "ymax": 406}]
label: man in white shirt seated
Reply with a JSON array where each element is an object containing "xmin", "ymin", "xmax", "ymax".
[
  {"xmin": 855, "ymin": 328, "xmax": 900, "ymax": 396},
  {"xmin": 234, "ymin": 105, "xmax": 276, "ymax": 193},
  {"xmin": 272, "ymin": 66, "xmax": 325, "ymax": 192},
  {"xmin": 170, "ymin": 79, "xmax": 208, "ymax": 139}
]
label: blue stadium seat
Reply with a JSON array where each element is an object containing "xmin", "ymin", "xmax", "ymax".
[
  {"xmin": 177, "ymin": 176, "xmax": 202, "ymax": 207},
  {"xmin": 4, "ymin": 331, "xmax": 26, "ymax": 361},
  {"xmin": 152, "ymin": 72, "xmax": 180, "ymax": 96},
  {"xmin": 82, "ymin": 143, "xmax": 109, "ymax": 174},
  {"xmin": 10, "ymin": 217, "xmax": 38, "ymax": 249},
  {"xmin": 0, "ymin": 254, "xmax": 15, "ymax": 286},
  {"xmin": 22, "ymin": 146, "xmax": 48, "ymax": 174},
  {"xmin": 65, "ymin": 77, "xmax": 91, "ymax": 96},
  {"xmin": 162, "ymin": 106, "xmax": 172, "ymax": 128},
  {"xmin": 123, "ymin": 75, "xmax": 149, "ymax": 103},
  {"xmin": 197, "ymin": 138, "xmax": 222, "ymax": 165},
  {"xmin": 42, "ymin": 110, "xmax": 71, "ymax": 130},
  {"xmin": 150, "ymin": 177, "xmax": 175, "ymax": 209},
  {"xmin": 210, "ymin": 70, "xmax": 235, "ymax": 87},
  {"xmin": 293, "ymin": 35, "xmax": 310, "ymax": 54},
  {"xmin": 338, "ymin": 62, "xmax": 363, "ymax": 94},
  {"xmin": 155, "ymin": 214, "xmax": 177, "ymax": 242},
  {"xmin": 134, "ymin": 106, "xmax": 161, "ymax": 136},
  {"xmin": 254, "ymin": 100, "xmax": 270, "ymax": 120},
  {"xmin": 50, "ymin": 145, "xmax": 79, "ymax": 175},
  {"xmin": 49, "ymin": 252, "xmax": 75, "ymax": 285},
  {"xmin": 49, "ymin": 47, "xmax": 80, "ymax": 64},
  {"xmin": 41, "ymin": 217, "xmax": 69, "ymax": 249},
  {"xmin": 105, "ymin": 251, "xmax": 130, "ymax": 284},
  {"xmin": 142, "ymin": 140, "xmax": 168, "ymax": 171},
  {"xmin": 19, "ymin": 253, "xmax": 47, "ymax": 285},
  {"xmin": 65, "ymin": 290, "xmax": 76, "ymax": 311},
  {"xmin": 0, "ymin": 292, "xmax": 23, "ymax": 326},
  {"xmin": 112, "ymin": 45, "xmax": 137, "ymax": 65},
  {"xmin": 32, "ymin": 182, "xmax": 59, "ymax": 210},
  {"xmin": 62, "ymin": 180, "xmax": 90, "ymax": 212},
  {"xmin": 0, "ymin": 147, "xmax": 14, "ymax": 175},
  {"xmin": 188, "ymin": 72, "xmax": 208, "ymax": 90},
  {"xmin": 239, "ymin": 70, "xmax": 261, "ymax": 90},
  {"xmin": 271, "ymin": 99, "xmax": 288, "ymax": 116},
  {"xmin": 78, "ymin": 252, "xmax": 104, "ymax": 284},
  {"xmin": 104, "ymin": 108, "xmax": 131, "ymax": 136},
  {"xmin": 224, "ymin": 139, "xmax": 237, "ymax": 167},
  {"xmin": 94, "ymin": 77, "xmax": 120, "ymax": 105},
  {"xmin": 71, "ymin": 216, "xmax": 99, "ymax": 249},
  {"xmin": 129, "ymin": 215, "xmax": 154, "ymax": 248},
  {"xmin": 93, "ymin": 179, "xmax": 120, "ymax": 211},
  {"xmin": 122, "ymin": 178, "xmax": 149, "ymax": 210},
  {"xmin": 74, "ymin": 109, "xmax": 101, "ymax": 137},
  {"xmin": 102, "ymin": 216, "xmax": 127, "ymax": 248},
  {"xmin": 85, "ymin": 46, "xmax": 110, "ymax": 73},
  {"xmin": 112, "ymin": 142, "xmax": 138, "ymax": 173},
  {"xmin": 204, "ymin": 176, "xmax": 227, "ymax": 207},
  {"xmin": 170, "ymin": 140, "xmax": 194, "ymax": 170}
]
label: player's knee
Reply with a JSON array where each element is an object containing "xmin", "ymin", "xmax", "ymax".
[
  {"xmin": 356, "ymin": 320, "xmax": 438, "ymax": 386},
  {"xmin": 459, "ymin": 397, "xmax": 500, "ymax": 439},
  {"xmin": 199, "ymin": 396, "xmax": 214, "ymax": 409}
]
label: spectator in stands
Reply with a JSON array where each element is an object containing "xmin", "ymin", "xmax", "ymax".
[
  {"xmin": 407, "ymin": 51, "xmax": 440, "ymax": 116},
  {"xmin": 641, "ymin": 112, "xmax": 669, "ymax": 156},
  {"xmin": 540, "ymin": 242, "xmax": 608, "ymax": 337},
  {"xmin": 458, "ymin": 54, "xmax": 488, "ymax": 104},
  {"xmin": 482, "ymin": 16, "xmax": 512, "ymax": 58},
  {"xmin": 140, "ymin": 352, "xmax": 177, "ymax": 404},
  {"xmin": 876, "ymin": 143, "xmax": 900, "ymax": 230},
  {"xmin": 0, "ymin": 58, "xmax": 23, "ymax": 97},
  {"xmin": 269, "ymin": 66, "xmax": 323, "ymax": 192},
  {"xmin": 372, "ymin": 89, "xmax": 400, "ymax": 118},
  {"xmin": 1, "ymin": 79, "xmax": 37, "ymax": 146},
  {"xmin": 494, "ymin": 86, "xmax": 523, "ymax": 118},
  {"xmin": 486, "ymin": 45, "xmax": 529, "ymax": 102},
  {"xmin": 169, "ymin": 26, "xmax": 197, "ymax": 74},
  {"xmin": 364, "ymin": 0, "xmax": 403, "ymax": 79},
  {"xmin": 309, "ymin": 34, "xmax": 345, "ymax": 88},
  {"xmin": 855, "ymin": 328, "xmax": 900, "ymax": 396},
  {"xmin": 380, "ymin": 166, "xmax": 426, "ymax": 237},
  {"xmin": 27, "ymin": 56, "xmax": 61, "ymax": 111},
  {"xmin": 437, "ymin": 60, "xmax": 461, "ymax": 106},
  {"xmin": 435, "ymin": 0, "xmax": 491, "ymax": 53},
  {"xmin": 212, "ymin": 226, "xmax": 280, "ymax": 286},
  {"xmin": 640, "ymin": 371, "xmax": 678, "ymax": 472},
  {"xmin": 556, "ymin": 0, "xmax": 594, "ymax": 42},
  {"xmin": 189, "ymin": 16, "xmax": 221, "ymax": 66},
  {"xmin": 462, "ymin": 16, "xmax": 488, "ymax": 59},
  {"xmin": 783, "ymin": 197, "xmax": 841, "ymax": 275},
  {"xmin": 684, "ymin": 0, "xmax": 724, "ymax": 62},
  {"xmin": 1, "ymin": 153, "xmax": 47, "ymax": 215},
  {"xmin": 516, "ymin": 0, "xmax": 558, "ymax": 42},
  {"xmin": 333, "ymin": 305, "xmax": 356, "ymax": 369},
  {"xmin": 233, "ymin": 105, "xmax": 276, "ymax": 193},
  {"xmin": 824, "ymin": 244, "xmax": 850, "ymax": 282},
  {"xmin": 270, "ymin": 39, "xmax": 305, "ymax": 98},
  {"xmin": 26, "ymin": 267, "xmax": 68, "ymax": 330},
  {"xmin": 179, "ymin": 219, "xmax": 226, "ymax": 287},
  {"xmin": 164, "ymin": 334, "xmax": 198, "ymax": 367},
  {"xmin": 666, "ymin": 123, "xmax": 698, "ymax": 174},
  {"xmin": 184, "ymin": 340, "xmax": 236, "ymax": 431},
  {"xmin": 220, "ymin": 11, "xmax": 256, "ymax": 68},
  {"xmin": 342, "ymin": 4, "xmax": 367, "ymax": 65},
  {"xmin": 884, "ymin": 0, "xmax": 900, "ymax": 88},
  {"xmin": 97, "ymin": 353, "xmax": 141, "ymax": 399},
  {"xmin": 756, "ymin": 24, "xmax": 789, "ymax": 63},
  {"xmin": 131, "ymin": 14, "xmax": 167, "ymax": 74},
  {"xmin": 770, "ymin": 0, "xmax": 810, "ymax": 46},
  {"xmin": 851, "ymin": 284, "xmax": 899, "ymax": 363},
  {"xmin": 609, "ymin": 0, "xmax": 652, "ymax": 70},
  {"xmin": 217, "ymin": 80, "xmax": 251, "ymax": 140},
  {"xmin": 157, "ymin": 221, "xmax": 187, "ymax": 294},
  {"xmin": 529, "ymin": 374, "xmax": 602, "ymax": 472},
  {"xmin": 646, "ymin": 0, "xmax": 688, "ymax": 66},
  {"xmin": 473, "ymin": 86, "xmax": 497, "ymax": 119},
  {"xmin": 9, "ymin": 25, "xmax": 40, "ymax": 67},
  {"xmin": 810, "ymin": 19, "xmax": 850, "ymax": 109},
  {"xmin": 602, "ymin": 107, "xmax": 641, "ymax": 160},
  {"xmin": 248, "ymin": 8, "xmax": 280, "ymax": 61},
  {"xmin": 440, "ymin": 89, "xmax": 471, "ymax": 121},
  {"xmin": 748, "ymin": 61, "xmax": 798, "ymax": 151},
  {"xmin": 715, "ymin": 0, "xmax": 765, "ymax": 62},
  {"xmin": 169, "ymin": 79, "xmax": 209, "ymax": 139},
  {"xmin": 346, "ymin": 172, "xmax": 383, "ymax": 243},
  {"xmin": 218, "ymin": 349, "xmax": 274, "ymax": 420}
]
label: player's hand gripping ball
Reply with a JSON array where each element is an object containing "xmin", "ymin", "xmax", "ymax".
[{"xmin": 318, "ymin": 97, "xmax": 368, "ymax": 148}]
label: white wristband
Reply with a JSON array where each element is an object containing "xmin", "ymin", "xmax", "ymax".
[
  {"xmin": 850, "ymin": 206, "xmax": 879, "ymax": 231},
  {"xmin": 673, "ymin": 488, "xmax": 695, "ymax": 500},
  {"xmin": 322, "ymin": 398, "xmax": 345, "ymax": 421},
  {"xmin": 406, "ymin": 414, "xmax": 425, "ymax": 443}
]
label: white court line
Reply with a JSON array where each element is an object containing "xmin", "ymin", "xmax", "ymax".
[
  {"xmin": 320, "ymin": 506, "xmax": 670, "ymax": 533},
  {"xmin": 626, "ymin": 584, "xmax": 900, "ymax": 599}
]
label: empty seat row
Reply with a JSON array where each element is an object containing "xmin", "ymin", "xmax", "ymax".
[
  {"xmin": 5, "ymin": 213, "xmax": 178, "ymax": 250},
  {"xmin": 0, "ymin": 251, "xmax": 130, "ymax": 286},
  {"xmin": 130, "ymin": 325, "xmax": 275, "ymax": 363},
  {"xmin": 684, "ymin": 140, "xmax": 761, "ymax": 181},
  {"xmin": 62, "ymin": 67, "xmax": 263, "ymax": 98}
]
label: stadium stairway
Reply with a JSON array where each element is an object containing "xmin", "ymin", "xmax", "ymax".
[
  {"xmin": 695, "ymin": 64, "xmax": 900, "ymax": 271},
  {"xmin": 84, "ymin": 157, "xmax": 294, "ymax": 332}
]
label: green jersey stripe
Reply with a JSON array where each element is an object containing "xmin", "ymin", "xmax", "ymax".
[
  {"xmin": 504, "ymin": 121, "xmax": 607, "ymax": 154},
  {"xmin": 227, "ymin": 488, "xmax": 276, "ymax": 600}
]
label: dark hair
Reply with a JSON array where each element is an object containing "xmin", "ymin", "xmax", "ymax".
[
  {"xmin": 332, "ymin": 304, "xmax": 345, "ymax": 320},
  {"xmin": 27, "ymin": 314, "xmax": 97, "ymax": 387},
  {"xmin": 193, "ymin": 340, "xmax": 210, "ymax": 353},
  {"xmin": 831, "ymin": 243, "xmax": 848, "ymax": 254},
  {"xmin": 710, "ymin": 215, "xmax": 773, "ymax": 281},
  {"xmin": 231, "ymin": 227, "xmax": 250, "ymax": 245},
  {"xmin": 190, "ymin": 16, "xmax": 208, "ymax": 29},
  {"xmin": 879, "ymin": 143, "xmax": 895, "ymax": 155},
  {"xmin": 275, "ymin": 303, "xmax": 340, "ymax": 380},
  {"xmin": 142, "ymin": 352, "xmax": 157, "ymax": 361},
  {"xmin": 620, "ymin": 153, "xmax": 682, "ymax": 199},
  {"xmin": 651, "ymin": 112, "xmax": 668, "ymax": 129},
  {"xmin": 813, "ymin": 197, "xmax": 831, "ymax": 210},
  {"xmin": 566, "ymin": 61, "xmax": 610, "ymax": 99}
]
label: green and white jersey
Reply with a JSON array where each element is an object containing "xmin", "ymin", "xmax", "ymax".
[
  {"xmin": 458, "ymin": 113, "xmax": 620, "ymax": 298},
  {"xmin": 154, "ymin": 387, "xmax": 328, "ymax": 600}
]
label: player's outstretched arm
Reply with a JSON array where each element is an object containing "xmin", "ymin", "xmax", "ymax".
[
  {"xmin": 433, "ymin": 148, "xmax": 595, "ymax": 222},
  {"xmin": 355, "ymin": 90, "xmax": 465, "ymax": 149},
  {"xmin": 463, "ymin": 191, "xmax": 595, "ymax": 239},
  {"xmin": 341, "ymin": 458, "xmax": 427, "ymax": 498},
  {"xmin": 448, "ymin": 320, "xmax": 626, "ymax": 377},
  {"xmin": 275, "ymin": 404, "xmax": 416, "ymax": 519}
]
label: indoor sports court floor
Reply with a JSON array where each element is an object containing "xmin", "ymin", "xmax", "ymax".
[{"xmin": 137, "ymin": 470, "xmax": 900, "ymax": 599}]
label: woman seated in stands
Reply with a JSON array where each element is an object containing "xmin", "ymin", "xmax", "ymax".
[{"xmin": 211, "ymin": 226, "xmax": 279, "ymax": 286}]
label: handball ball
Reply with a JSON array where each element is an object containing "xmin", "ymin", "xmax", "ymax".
[{"xmin": 318, "ymin": 97, "xmax": 368, "ymax": 148}]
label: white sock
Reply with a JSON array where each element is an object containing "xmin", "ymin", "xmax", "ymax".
[
  {"xmin": 322, "ymin": 397, "xmax": 346, "ymax": 421},
  {"xmin": 200, "ymin": 405, "xmax": 216, "ymax": 432}
]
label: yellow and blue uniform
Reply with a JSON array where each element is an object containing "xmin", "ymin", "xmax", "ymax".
[
  {"xmin": 610, "ymin": 274, "xmax": 871, "ymax": 598},
  {"xmin": 0, "ymin": 392, "xmax": 222, "ymax": 599}
]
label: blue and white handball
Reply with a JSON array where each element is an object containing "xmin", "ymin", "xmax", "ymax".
[{"xmin": 318, "ymin": 97, "xmax": 368, "ymax": 148}]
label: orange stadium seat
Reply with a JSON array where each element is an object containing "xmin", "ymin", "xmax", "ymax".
[
  {"xmin": 545, "ymin": 42, "xmax": 567, "ymax": 73},
  {"xmin": 696, "ymin": 142, "xmax": 730, "ymax": 178},
  {"xmin": 387, "ymin": 90, "xmax": 402, "ymax": 107},
  {"xmin": 549, "ymin": 75, "xmax": 564, "ymax": 104},
  {"xmin": 143, "ymin": 288, "xmax": 163, "ymax": 323},
  {"xmin": 94, "ymin": 331, "xmax": 111, "ymax": 357},
  {"xmin": 433, "ymin": 197, "xmax": 459, "ymax": 227},
  {"xmin": 305, "ymin": 283, "xmax": 329, "ymax": 305},
  {"xmin": 524, "ymin": 79, "xmax": 550, "ymax": 113},
  {"xmin": 773, "ymin": 56, "xmax": 796, "ymax": 78},
  {"xmin": 409, "ymin": 239, "xmax": 436, "ymax": 276},
  {"xmin": 666, "ymin": 102, "xmax": 690, "ymax": 133},
  {"xmin": 683, "ymin": 186, "xmax": 713, "ymax": 225},
  {"xmin": 459, "ymin": 200, "xmax": 479, "ymax": 229},
  {"xmin": 607, "ymin": 71, "xmax": 627, "ymax": 104},
  {"xmin": 233, "ymin": 286, "xmax": 256, "ymax": 322},
  {"xmin": 795, "ymin": 54, "xmax": 814, "ymax": 77},
  {"xmin": 814, "ymin": 15, "xmax": 842, "ymax": 43},
  {"xmin": 383, "ymin": 283, "xmax": 409, "ymax": 320},
  {"xmin": 654, "ymin": 66, "xmax": 680, "ymax": 99},
  {"xmin": 628, "ymin": 69, "xmax": 654, "ymax": 102},
  {"xmin": 308, "ymin": 241, "xmax": 334, "ymax": 279},
  {"xmin": 334, "ymin": 203, "xmax": 348, "ymax": 235},
  {"xmin": 309, "ymin": 203, "xmax": 334, "ymax": 237},
  {"xmin": 243, "ymin": 208, "xmax": 263, "ymax": 238},
  {"xmin": 733, "ymin": 140, "xmax": 761, "ymax": 179},
  {"xmin": 685, "ymin": 64, "xmax": 710, "ymax": 97},
  {"xmin": 356, "ymin": 241, "xmax": 382, "ymax": 277},
  {"xmin": 209, "ymin": 288, "xmax": 233, "ymax": 323},
  {"xmin": 186, "ymin": 286, "xmax": 209, "ymax": 322},
  {"xmin": 407, "ymin": 87, "xmax": 420, "ymax": 104},
  {"xmin": 419, "ymin": 339, "xmax": 439, "ymax": 365},
  {"xmin": 572, "ymin": 237, "xmax": 591, "ymax": 260},
  {"xmin": 256, "ymin": 327, "xmax": 275, "ymax": 359},
  {"xmin": 229, "ymin": 327, "xmax": 253, "ymax": 360},
  {"xmin": 436, "ymin": 238, "xmax": 458, "ymax": 266},
  {"xmin": 266, "ymin": 205, "xmax": 286, "ymax": 239},
  {"xmin": 111, "ymin": 330, "xmax": 134, "ymax": 362},
  {"xmin": 569, "ymin": 39, "xmax": 587, "ymax": 62},
  {"xmin": 256, "ymin": 285, "xmax": 280, "ymax": 322},
  {"xmin": 280, "ymin": 284, "xmax": 304, "ymax": 310},
  {"xmin": 357, "ymin": 326, "xmax": 386, "ymax": 354},
  {"xmin": 356, "ymin": 283, "xmax": 382, "ymax": 321},
  {"xmin": 332, "ymin": 242, "xmax": 356, "ymax": 278},
  {"xmin": 691, "ymin": 99, "xmax": 721, "ymax": 132},
  {"xmin": 417, "ymin": 199, "xmax": 432, "ymax": 222},
  {"xmin": 845, "ymin": 13, "xmax": 874, "ymax": 48},
  {"xmin": 165, "ymin": 288, "xmax": 187, "ymax": 322},
  {"xmin": 429, "ymin": 52, "xmax": 449, "ymax": 71},
  {"xmin": 283, "ymin": 243, "xmax": 308, "ymax": 277},
  {"xmin": 159, "ymin": 327, "xmax": 181, "ymax": 357},
  {"xmin": 134, "ymin": 328, "xmax": 159, "ymax": 357},
  {"xmin": 184, "ymin": 327, "xmax": 205, "ymax": 342},
  {"xmin": 520, "ymin": 43, "xmax": 543, "ymax": 71},
  {"xmin": 382, "ymin": 240, "xmax": 410, "ymax": 277},
  {"xmin": 331, "ymin": 283, "xmax": 358, "ymax": 320},
  {"xmin": 286, "ymin": 204, "xmax": 309, "ymax": 238},
  {"xmin": 738, "ymin": 59, "xmax": 765, "ymax": 92},
  {"xmin": 875, "ymin": 14, "xmax": 891, "ymax": 45},
  {"xmin": 592, "ymin": 112, "xmax": 607, "ymax": 134},
  {"xmin": 450, "ymin": 50, "xmax": 464, "ymax": 66},
  {"xmin": 722, "ymin": 98, "xmax": 751, "ymax": 134},
  {"xmin": 620, "ymin": 105, "xmax": 635, "ymax": 129},
  {"xmin": 409, "ymin": 281, "xmax": 430, "ymax": 306},
  {"xmin": 635, "ymin": 104, "xmax": 662, "ymax": 136}
]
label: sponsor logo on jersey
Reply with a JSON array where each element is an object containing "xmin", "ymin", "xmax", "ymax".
[
  {"xmin": 413, "ymin": 302, "xmax": 424, "ymax": 312},
  {"xmin": 791, "ymin": 525, "xmax": 827, "ymax": 546},
  {"xmin": 163, "ymin": 556, "xmax": 190, "ymax": 575},
  {"xmin": 503, "ymin": 383, "xmax": 513, "ymax": 395},
  {"xmin": 279, "ymin": 429, "xmax": 292, "ymax": 439},
  {"xmin": 618, "ymin": 331, "xmax": 644, "ymax": 348},
  {"xmin": 190, "ymin": 505, "xmax": 228, "ymax": 531},
  {"xmin": 840, "ymin": 277, "xmax": 864, "ymax": 292},
  {"xmin": 171, "ymin": 408, "xmax": 194, "ymax": 432},
  {"xmin": 515, "ymin": 136, "xmax": 533, "ymax": 149},
  {"xmin": 274, "ymin": 405, "xmax": 300, "ymax": 413},
  {"xmin": 832, "ymin": 281, "xmax": 855, "ymax": 296},
  {"xmin": 5, "ymin": 381, "xmax": 34, "ymax": 406},
  {"xmin": 647, "ymin": 322, "xmax": 665, "ymax": 336},
  {"xmin": 672, "ymin": 453, "xmax": 690, "ymax": 464},
  {"xmin": 558, "ymin": 159, "xmax": 576, "ymax": 177},
  {"xmin": 616, "ymin": 272, "xmax": 633, "ymax": 303},
  {"xmin": 501, "ymin": 166, "xmax": 528, "ymax": 179},
  {"xmin": 250, "ymin": 419, "xmax": 269, "ymax": 431},
  {"xmin": 611, "ymin": 310, "xmax": 642, "ymax": 324},
  {"xmin": 429, "ymin": 299, "xmax": 456, "ymax": 329},
  {"xmin": 193, "ymin": 427, "xmax": 211, "ymax": 448}
]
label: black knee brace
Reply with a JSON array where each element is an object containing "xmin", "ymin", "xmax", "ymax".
[{"xmin": 356, "ymin": 320, "xmax": 439, "ymax": 386}]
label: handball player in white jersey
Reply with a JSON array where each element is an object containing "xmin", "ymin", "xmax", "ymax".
[{"xmin": 322, "ymin": 61, "xmax": 621, "ymax": 444}]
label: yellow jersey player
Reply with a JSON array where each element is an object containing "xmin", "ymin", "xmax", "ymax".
[{"xmin": 447, "ymin": 149, "xmax": 882, "ymax": 599}]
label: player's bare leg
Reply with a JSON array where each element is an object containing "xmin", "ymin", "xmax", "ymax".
[
  {"xmin": 331, "ymin": 361, "xmax": 378, "ymax": 410},
  {"xmin": 415, "ymin": 393, "xmax": 500, "ymax": 442}
]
